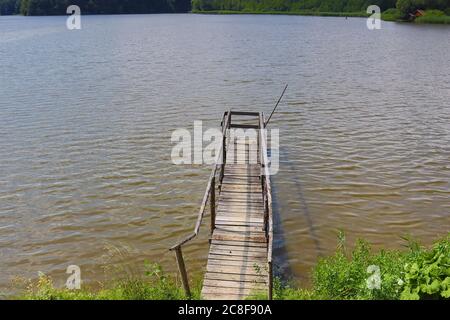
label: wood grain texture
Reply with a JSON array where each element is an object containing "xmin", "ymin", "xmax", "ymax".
[{"xmin": 202, "ymin": 125, "xmax": 269, "ymax": 300}]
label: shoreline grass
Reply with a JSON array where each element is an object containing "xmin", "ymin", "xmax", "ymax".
[
  {"xmin": 192, "ymin": 9, "xmax": 450, "ymax": 24},
  {"xmin": 192, "ymin": 9, "xmax": 369, "ymax": 18},
  {"xmin": 16, "ymin": 233, "xmax": 449, "ymax": 300}
]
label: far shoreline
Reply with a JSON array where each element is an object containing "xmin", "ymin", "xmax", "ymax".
[
  {"xmin": 192, "ymin": 10, "xmax": 368, "ymax": 18},
  {"xmin": 191, "ymin": 9, "xmax": 450, "ymax": 24},
  {"xmin": 1, "ymin": 11, "xmax": 449, "ymax": 24}
]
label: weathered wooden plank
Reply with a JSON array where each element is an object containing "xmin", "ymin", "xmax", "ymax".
[
  {"xmin": 231, "ymin": 144, "xmax": 258, "ymax": 148},
  {"xmin": 215, "ymin": 215, "xmax": 264, "ymax": 223},
  {"xmin": 215, "ymin": 220, "xmax": 264, "ymax": 228},
  {"xmin": 204, "ymin": 271, "xmax": 267, "ymax": 283},
  {"xmin": 207, "ymin": 253, "xmax": 267, "ymax": 264},
  {"xmin": 206, "ymin": 258, "xmax": 267, "ymax": 268},
  {"xmin": 210, "ymin": 239, "xmax": 267, "ymax": 248},
  {"xmin": 221, "ymin": 181, "xmax": 261, "ymax": 187},
  {"xmin": 220, "ymin": 189, "xmax": 262, "ymax": 195},
  {"xmin": 209, "ymin": 248, "xmax": 267, "ymax": 259},
  {"xmin": 210, "ymin": 243, "xmax": 267, "ymax": 253},
  {"xmin": 202, "ymin": 286, "xmax": 265, "ymax": 296},
  {"xmin": 223, "ymin": 171, "xmax": 260, "ymax": 177},
  {"xmin": 216, "ymin": 209, "xmax": 263, "ymax": 215},
  {"xmin": 220, "ymin": 185, "xmax": 261, "ymax": 191},
  {"xmin": 216, "ymin": 213, "xmax": 263, "ymax": 221},
  {"xmin": 226, "ymin": 157, "xmax": 259, "ymax": 162},
  {"xmin": 217, "ymin": 199, "xmax": 264, "ymax": 205},
  {"xmin": 220, "ymin": 192, "xmax": 263, "ymax": 200},
  {"xmin": 211, "ymin": 231, "xmax": 267, "ymax": 243},
  {"xmin": 223, "ymin": 168, "xmax": 260, "ymax": 172},
  {"xmin": 218, "ymin": 198, "xmax": 264, "ymax": 206},
  {"xmin": 203, "ymin": 279, "xmax": 266, "ymax": 290},
  {"xmin": 215, "ymin": 225, "xmax": 265, "ymax": 234},
  {"xmin": 224, "ymin": 167, "xmax": 260, "ymax": 172},
  {"xmin": 218, "ymin": 198, "xmax": 263, "ymax": 205},
  {"xmin": 229, "ymin": 111, "xmax": 260, "ymax": 116},
  {"xmin": 226, "ymin": 153, "xmax": 259, "ymax": 157},
  {"xmin": 206, "ymin": 263, "xmax": 267, "ymax": 275},
  {"xmin": 217, "ymin": 206, "xmax": 263, "ymax": 212},
  {"xmin": 217, "ymin": 202, "xmax": 264, "ymax": 210},
  {"xmin": 206, "ymin": 261, "xmax": 267, "ymax": 273},
  {"xmin": 216, "ymin": 205, "xmax": 264, "ymax": 212},
  {"xmin": 226, "ymin": 152, "xmax": 259, "ymax": 157}
]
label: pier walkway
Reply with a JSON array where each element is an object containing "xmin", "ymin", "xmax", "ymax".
[{"xmin": 170, "ymin": 111, "xmax": 273, "ymax": 300}]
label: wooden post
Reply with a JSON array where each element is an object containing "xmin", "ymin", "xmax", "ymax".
[
  {"xmin": 223, "ymin": 132, "xmax": 227, "ymax": 165},
  {"xmin": 175, "ymin": 246, "xmax": 191, "ymax": 297},
  {"xmin": 263, "ymin": 179, "xmax": 268, "ymax": 234},
  {"xmin": 268, "ymin": 261, "xmax": 273, "ymax": 300},
  {"xmin": 210, "ymin": 176, "xmax": 216, "ymax": 235}
]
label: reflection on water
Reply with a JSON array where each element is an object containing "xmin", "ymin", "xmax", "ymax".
[{"xmin": 0, "ymin": 14, "xmax": 449, "ymax": 291}]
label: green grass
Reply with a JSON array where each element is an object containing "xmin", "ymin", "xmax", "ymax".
[
  {"xmin": 415, "ymin": 10, "xmax": 450, "ymax": 24},
  {"xmin": 382, "ymin": 8, "xmax": 402, "ymax": 22},
  {"xmin": 19, "ymin": 263, "xmax": 201, "ymax": 300},
  {"xmin": 17, "ymin": 234, "xmax": 449, "ymax": 300},
  {"xmin": 192, "ymin": 9, "xmax": 450, "ymax": 24}
]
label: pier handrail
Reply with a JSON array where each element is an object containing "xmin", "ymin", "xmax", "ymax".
[
  {"xmin": 259, "ymin": 112, "xmax": 274, "ymax": 300},
  {"xmin": 169, "ymin": 110, "xmax": 231, "ymax": 296}
]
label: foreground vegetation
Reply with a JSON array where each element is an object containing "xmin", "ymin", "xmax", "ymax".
[{"xmin": 19, "ymin": 233, "xmax": 449, "ymax": 300}]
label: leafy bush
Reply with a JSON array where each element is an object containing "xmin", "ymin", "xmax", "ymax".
[
  {"xmin": 312, "ymin": 239, "xmax": 407, "ymax": 299},
  {"xmin": 396, "ymin": 0, "xmax": 417, "ymax": 16},
  {"xmin": 401, "ymin": 236, "xmax": 450, "ymax": 299},
  {"xmin": 258, "ymin": 233, "xmax": 449, "ymax": 300}
]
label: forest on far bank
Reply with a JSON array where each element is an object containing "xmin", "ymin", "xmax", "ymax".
[
  {"xmin": 0, "ymin": 0, "xmax": 191, "ymax": 15},
  {"xmin": 191, "ymin": 0, "xmax": 450, "ymax": 17},
  {"xmin": 1, "ymin": 0, "xmax": 449, "ymax": 21}
]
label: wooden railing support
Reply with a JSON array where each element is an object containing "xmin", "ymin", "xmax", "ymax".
[
  {"xmin": 210, "ymin": 176, "xmax": 216, "ymax": 235},
  {"xmin": 223, "ymin": 129, "xmax": 227, "ymax": 165},
  {"xmin": 268, "ymin": 261, "xmax": 273, "ymax": 300},
  {"xmin": 175, "ymin": 246, "xmax": 191, "ymax": 297},
  {"xmin": 169, "ymin": 110, "xmax": 231, "ymax": 296}
]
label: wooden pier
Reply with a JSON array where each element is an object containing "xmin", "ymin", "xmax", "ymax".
[{"xmin": 170, "ymin": 110, "xmax": 273, "ymax": 300}]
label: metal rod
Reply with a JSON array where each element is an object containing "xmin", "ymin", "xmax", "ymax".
[
  {"xmin": 265, "ymin": 84, "xmax": 288, "ymax": 127},
  {"xmin": 175, "ymin": 246, "xmax": 191, "ymax": 297}
]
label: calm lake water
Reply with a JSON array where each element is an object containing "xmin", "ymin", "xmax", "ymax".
[{"xmin": 0, "ymin": 14, "xmax": 449, "ymax": 293}]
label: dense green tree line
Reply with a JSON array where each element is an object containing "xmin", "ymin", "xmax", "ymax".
[
  {"xmin": 1, "ymin": 0, "xmax": 448, "ymax": 16},
  {"xmin": 0, "ymin": 0, "xmax": 191, "ymax": 15},
  {"xmin": 396, "ymin": 0, "xmax": 449, "ymax": 14},
  {"xmin": 191, "ymin": 0, "xmax": 449, "ymax": 15},
  {"xmin": 192, "ymin": 0, "xmax": 396, "ymax": 12}
]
